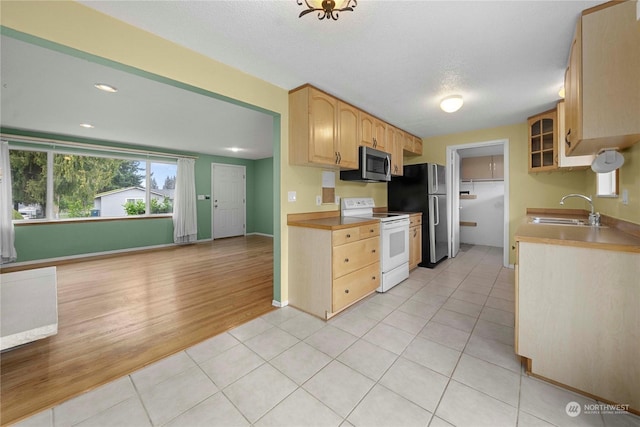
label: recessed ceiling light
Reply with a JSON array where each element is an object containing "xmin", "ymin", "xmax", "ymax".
[
  {"xmin": 440, "ymin": 95, "xmax": 464, "ymax": 113},
  {"xmin": 94, "ymin": 83, "xmax": 118, "ymax": 93},
  {"xmin": 80, "ymin": 123, "xmax": 94, "ymax": 128}
]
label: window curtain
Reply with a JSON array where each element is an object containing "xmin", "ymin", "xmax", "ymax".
[
  {"xmin": 1, "ymin": 140, "xmax": 17, "ymax": 262},
  {"xmin": 173, "ymin": 158, "xmax": 197, "ymax": 244}
]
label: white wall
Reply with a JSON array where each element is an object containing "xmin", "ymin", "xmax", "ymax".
[{"xmin": 460, "ymin": 181, "xmax": 504, "ymax": 247}]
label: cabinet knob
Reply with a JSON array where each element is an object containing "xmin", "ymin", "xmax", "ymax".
[
  {"xmin": 372, "ymin": 276, "xmax": 376, "ymax": 280},
  {"xmin": 370, "ymin": 229, "xmax": 374, "ymax": 232},
  {"xmin": 344, "ymin": 258, "xmax": 349, "ymax": 263},
  {"xmin": 372, "ymin": 249, "xmax": 376, "ymax": 253},
  {"xmin": 345, "ymin": 289, "xmax": 349, "ymax": 294},
  {"xmin": 346, "ymin": 234, "xmax": 351, "ymax": 238}
]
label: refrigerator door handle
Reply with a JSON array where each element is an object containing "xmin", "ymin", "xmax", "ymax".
[
  {"xmin": 433, "ymin": 195, "xmax": 440, "ymax": 226},
  {"xmin": 433, "ymin": 164, "xmax": 439, "ymax": 194}
]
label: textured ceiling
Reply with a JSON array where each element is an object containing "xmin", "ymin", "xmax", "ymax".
[
  {"xmin": 0, "ymin": 36, "xmax": 274, "ymax": 159},
  {"xmin": 2, "ymin": 1, "xmax": 605, "ymax": 159},
  {"xmin": 78, "ymin": 0, "xmax": 602, "ymax": 139}
]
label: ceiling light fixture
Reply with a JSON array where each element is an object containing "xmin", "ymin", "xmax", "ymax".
[
  {"xmin": 229, "ymin": 147, "xmax": 241, "ymax": 153},
  {"xmin": 440, "ymin": 95, "xmax": 464, "ymax": 113},
  {"xmin": 558, "ymin": 86, "xmax": 565, "ymax": 98},
  {"xmin": 79, "ymin": 123, "xmax": 94, "ymax": 128},
  {"xmin": 94, "ymin": 83, "xmax": 118, "ymax": 93},
  {"xmin": 298, "ymin": 0, "xmax": 357, "ymax": 21}
]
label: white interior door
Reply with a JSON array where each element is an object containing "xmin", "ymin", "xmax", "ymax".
[
  {"xmin": 449, "ymin": 150, "xmax": 461, "ymax": 258},
  {"xmin": 212, "ymin": 163, "xmax": 246, "ymax": 239}
]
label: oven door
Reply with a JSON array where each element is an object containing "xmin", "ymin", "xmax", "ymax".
[{"xmin": 381, "ymin": 218, "xmax": 410, "ymax": 272}]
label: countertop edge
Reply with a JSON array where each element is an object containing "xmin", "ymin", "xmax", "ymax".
[{"xmin": 516, "ymin": 210, "xmax": 640, "ymax": 253}]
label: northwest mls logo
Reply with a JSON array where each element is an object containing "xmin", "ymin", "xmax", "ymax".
[{"xmin": 565, "ymin": 401, "xmax": 582, "ymax": 417}]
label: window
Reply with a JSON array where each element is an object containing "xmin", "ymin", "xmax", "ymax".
[
  {"xmin": 9, "ymin": 145, "xmax": 177, "ymax": 221},
  {"xmin": 9, "ymin": 150, "xmax": 47, "ymax": 219}
]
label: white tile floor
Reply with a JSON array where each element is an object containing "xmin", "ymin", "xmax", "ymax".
[{"xmin": 14, "ymin": 245, "xmax": 640, "ymax": 427}]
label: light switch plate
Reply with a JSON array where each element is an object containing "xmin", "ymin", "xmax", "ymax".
[
  {"xmin": 197, "ymin": 195, "xmax": 205, "ymax": 201},
  {"xmin": 288, "ymin": 191, "xmax": 297, "ymax": 202},
  {"xmin": 316, "ymin": 195, "xmax": 321, "ymax": 206},
  {"xmin": 622, "ymin": 189, "xmax": 629, "ymax": 205}
]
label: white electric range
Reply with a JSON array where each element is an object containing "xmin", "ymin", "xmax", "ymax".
[{"xmin": 341, "ymin": 198, "xmax": 410, "ymax": 292}]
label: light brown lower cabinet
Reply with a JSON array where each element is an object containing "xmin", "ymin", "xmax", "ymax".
[
  {"xmin": 516, "ymin": 241, "xmax": 640, "ymax": 411},
  {"xmin": 288, "ymin": 223, "xmax": 380, "ymax": 319}
]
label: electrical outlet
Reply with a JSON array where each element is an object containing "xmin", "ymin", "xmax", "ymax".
[
  {"xmin": 335, "ymin": 195, "xmax": 340, "ymax": 205},
  {"xmin": 288, "ymin": 191, "xmax": 296, "ymax": 202},
  {"xmin": 316, "ymin": 195, "xmax": 321, "ymax": 206}
]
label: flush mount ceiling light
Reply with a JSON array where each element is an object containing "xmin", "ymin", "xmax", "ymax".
[
  {"xmin": 228, "ymin": 147, "xmax": 242, "ymax": 153},
  {"xmin": 298, "ymin": 0, "xmax": 357, "ymax": 21},
  {"xmin": 79, "ymin": 123, "xmax": 94, "ymax": 129},
  {"xmin": 440, "ymin": 95, "xmax": 464, "ymax": 113},
  {"xmin": 94, "ymin": 83, "xmax": 118, "ymax": 93},
  {"xmin": 558, "ymin": 86, "xmax": 565, "ymax": 98}
]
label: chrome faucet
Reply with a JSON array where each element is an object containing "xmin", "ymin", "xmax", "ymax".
[{"xmin": 560, "ymin": 194, "xmax": 600, "ymax": 226}]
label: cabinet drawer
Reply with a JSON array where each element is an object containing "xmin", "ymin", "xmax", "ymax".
[
  {"xmin": 333, "ymin": 262, "xmax": 380, "ymax": 312},
  {"xmin": 409, "ymin": 215, "xmax": 422, "ymax": 227},
  {"xmin": 332, "ymin": 237, "xmax": 380, "ymax": 279},
  {"xmin": 358, "ymin": 223, "xmax": 380, "ymax": 239},
  {"xmin": 333, "ymin": 227, "xmax": 360, "ymax": 246}
]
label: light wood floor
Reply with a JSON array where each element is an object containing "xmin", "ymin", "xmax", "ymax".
[{"xmin": 0, "ymin": 235, "xmax": 275, "ymax": 426}]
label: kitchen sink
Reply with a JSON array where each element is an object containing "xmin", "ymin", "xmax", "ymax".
[{"xmin": 529, "ymin": 217, "xmax": 587, "ymax": 226}]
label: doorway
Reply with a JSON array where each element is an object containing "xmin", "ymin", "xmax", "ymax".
[
  {"xmin": 212, "ymin": 163, "xmax": 246, "ymax": 239},
  {"xmin": 446, "ymin": 139, "xmax": 510, "ymax": 267}
]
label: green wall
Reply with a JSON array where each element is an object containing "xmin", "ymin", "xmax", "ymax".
[
  {"xmin": 254, "ymin": 157, "xmax": 274, "ymax": 235},
  {"xmin": 5, "ymin": 129, "xmax": 275, "ymax": 263}
]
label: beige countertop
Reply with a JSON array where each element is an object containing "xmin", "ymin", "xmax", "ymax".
[
  {"xmin": 287, "ymin": 216, "xmax": 379, "ymax": 231},
  {"xmin": 287, "ymin": 210, "xmax": 421, "ymax": 231},
  {"xmin": 516, "ymin": 211, "xmax": 640, "ymax": 253}
]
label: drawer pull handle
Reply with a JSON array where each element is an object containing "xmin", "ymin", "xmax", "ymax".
[
  {"xmin": 344, "ymin": 258, "xmax": 349, "ymax": 263},
  {"xmin": 372, "ymin": 249, "xmax": 376, "ymax": 253},
  {"xmin": 370, "ymin": 229, "xmax": 374, "ymax": 232},
  {"xmin": 345, "ymin": 289, "xmax": 349, "ymax": 294},
  {"xmin": 346, "ymin": 234, "xmax": 351, "ymax": 238}
]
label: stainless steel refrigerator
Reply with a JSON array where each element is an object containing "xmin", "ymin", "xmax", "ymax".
[{"xmin": 387, "ymin": 163, "xmax": 448, "ymax": 268}]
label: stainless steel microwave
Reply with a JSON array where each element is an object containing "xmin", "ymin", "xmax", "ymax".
[{"xmin": 340, "ymin": 146, "xmax": 392, "ymax": 183}]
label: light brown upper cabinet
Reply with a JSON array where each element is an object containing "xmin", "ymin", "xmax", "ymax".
[
  {"xmin": 528, "ymin": 109, "xmax": 557, "ymax": 172},
  {"xmin": 387, "ymin": 126, "xmax": 404, "ymax": 176},
  {"xmin": 337, "ymin": 101, "xmax": 359, "ymax": 169},
  {"xmin": 556, "ymin": 100, "xmax": 593, "ymax": 169},
  {"xmin": 290, "ymin": 84, "xmax": 419, "ymax": 171},
  {"xmin": 412, "ymin": 136, "xmax": 423, "ymax": 156},
  {"xmin": 402, "ymin": 133, "xmax": 423, "ymax": 156},
  {"xmin": 289, "ymin": 86, "xmax": 357, "ymax": 169},
  {"xmin": 360, "ymin": 112, "xmax": 386, "ymax": 151},
  {"xmin": 564, "ymin": 1, "xmax": 640, "ymax": 156},
  {"xmin": 461, "ymin": 155, "xmax": 504, "ymax": 181}
]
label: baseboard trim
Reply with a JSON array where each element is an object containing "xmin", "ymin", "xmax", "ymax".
[
  {"xmin": 248, "ymin": 232, "xmax": 274, "ymax": 238},
  {"xmin": 1, "ymin": 238, "xmax": 210, "ymax": 273},
  {"xmin": 272, "ymin": 300, "xmax": 288, "ymax": 308}
]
